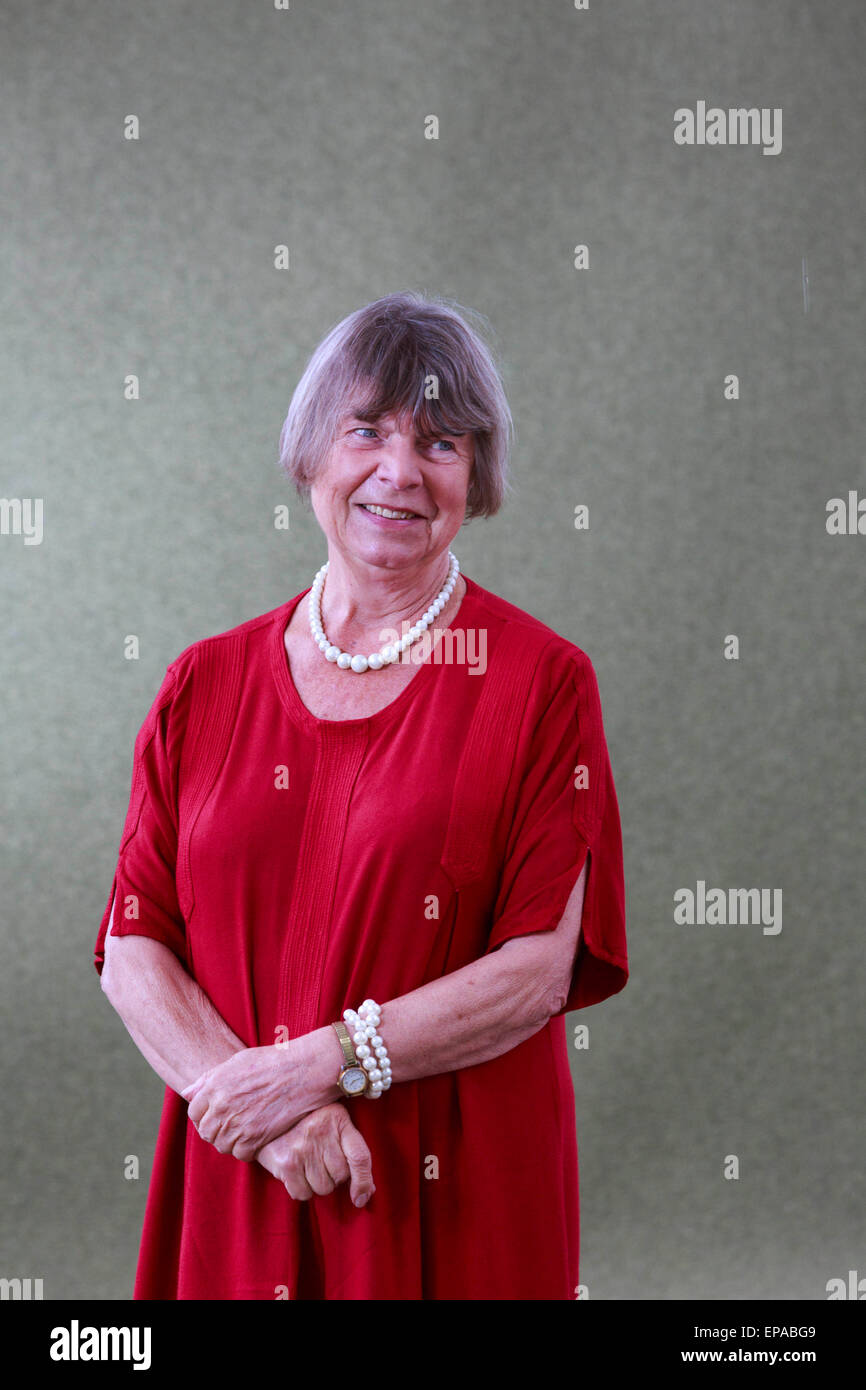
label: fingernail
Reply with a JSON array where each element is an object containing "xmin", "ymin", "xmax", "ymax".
[{"xmin": 355, "ymin": 1192, "xmax": 370, "ymax": 1207}]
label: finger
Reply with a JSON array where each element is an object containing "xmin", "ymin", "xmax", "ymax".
[
  {"xmin": 303, "ymin": 1145, "xmax": 337, "ymax": 1196},
  {"xmin": 230, "ymin": 1134, "xmax": 263, "ymax": 1163},
  {"xmin": 183, "ymin": 1070, "xmax": 212, "ymax": 1103},
  {"xmin": 321, "ymin": 1137, "xmax": 351, "ymax": 1189},
  {"xmin": 213, "ymin": 1116, "xmax": 249, "ymax": 1157},
  {"xmin": 186, "ymin": 1095, "xmax": 205, "ymax": 1127},
  {"xmin": 340, "ymin": 1122, "xmax": 375, "ymax": 1207},
  {"xmin": 182, "ymin": 1071, "xmax": 206, "ymax": 1096},
  {"xmin": 199, "ymin": 1123, "xmax": 219, "ymax": 1148},
  {"xmin": 283, "ymin": 1177, "xmax": 315, "ymax": 1201},
  {"xmin": 198, "ymin": 1113, "xmax": 222, "ymax": 1146},
  {"xmin": 281, "ymin": 1155, "xmax": 315, "ymax": 1202},
  {"xmin": 199, "ymin": 1112, "xmax": 231, "ymax": 1151}
]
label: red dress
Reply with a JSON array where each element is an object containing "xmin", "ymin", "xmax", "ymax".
[{"xmin": 93, "ymin": 573, "xmax": 628, "ymax": 1300}]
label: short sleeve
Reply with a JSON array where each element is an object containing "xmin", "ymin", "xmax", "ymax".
[
  {"xmin": 93, "ymin": 660, "xmax": 190, "ymax": 976},
  {"xmin": 483, "ymin": 646, "xmax": 628, "ymax": 1013}
]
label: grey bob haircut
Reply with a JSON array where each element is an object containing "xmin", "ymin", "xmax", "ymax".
[{"xmin": 278, "ymin": 291, "xmax": 514, "ymax": 520}]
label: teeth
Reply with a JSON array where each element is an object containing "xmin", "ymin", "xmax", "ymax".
[{"xmin": 362, "ymin": 504, "xmax": 418, "ymax": 519}]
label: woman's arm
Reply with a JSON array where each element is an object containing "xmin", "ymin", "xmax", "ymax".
[
  {"xmin": 102, "ymin": 897, "xmax": 379, "ymax": 1201},
  {"xmin": 101, "ymin": 902, "xmax": 377, "ymax": 1202},
  {"xmin": 99, "ymin": 892, "xmax": 248, "ymax": 1093},
  {"xmin": 185, "ymin": 860, "xmax": 589, "ymax": 1159},
  {"xmin": 308, "ymin": 857, "xmax": 587, "ymax": 1094}
]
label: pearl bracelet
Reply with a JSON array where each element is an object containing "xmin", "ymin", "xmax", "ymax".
[{"xmin": 342, "ymin": 998, "xmax": 392, "ymax": 1099}]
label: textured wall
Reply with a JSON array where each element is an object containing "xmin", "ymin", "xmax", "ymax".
[{"xmin": 1, "ymin": 0, "xmax": 863, "ymax": 1300}]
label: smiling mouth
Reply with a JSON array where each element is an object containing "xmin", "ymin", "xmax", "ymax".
[{"xmin": 358, "ymin": 503, "xmax": 424, "ymax": 520}]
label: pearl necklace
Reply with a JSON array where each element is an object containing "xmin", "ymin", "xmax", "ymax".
[{"xmin": 308, "ymin": 551, "xmax": 460, "ymax": 673}]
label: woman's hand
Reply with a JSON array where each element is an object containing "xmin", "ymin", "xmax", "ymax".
[
  {"xmin": 182, "ymin": 1042, "xmax": 316, "ymax": 1161},
  {"xmin": 256, "ymin": 1104, "xmax": 376, "ymax": 1207}
]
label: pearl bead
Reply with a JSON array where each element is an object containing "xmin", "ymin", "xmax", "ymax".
[
  {"xmin": 310, "ymin": 553, "xmax": 458, "ymax": 675},
  {"xmin": 343, "ymin": 992, "xmax": 394, "ymax": 1099}
]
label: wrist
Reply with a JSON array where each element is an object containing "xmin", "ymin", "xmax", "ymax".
[{"xmin": 294, "ymin": 1026, "xmax": 344, "ymax": 1110}]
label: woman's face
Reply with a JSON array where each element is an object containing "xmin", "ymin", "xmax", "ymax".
[{"xmin": 309, "ymin": 409, "xmax": 474, "ymax": 573}]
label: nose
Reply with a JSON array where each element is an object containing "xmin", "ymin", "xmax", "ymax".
[{"xmin": 374, "ymin": 424, "xmax": 426, "ymax": 490}]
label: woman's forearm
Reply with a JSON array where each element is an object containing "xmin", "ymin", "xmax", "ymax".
[
  {"xmin": 300, "ymin": 938, "xmax": 570, "ymax": 1110},
  {"xmin": 103, "ymin": 926, "xmax": 554, "ymax": 1106},
  {"xmin": 182, "ymin": 914, "xmax": 583, "ymax": 1160},
  {"xmin": 101, "ymin": 898, "xmax": 246, "ymax": 1095},
  {"xmin": 297, "ymin": 868, "xmax": 587, "ymax": 1113},
  {"xmin": 105, "ymin": 863, "xmax": 586, "ymax": 1156}
]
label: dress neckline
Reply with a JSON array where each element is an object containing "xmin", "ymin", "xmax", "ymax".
[{"xmin": 270, "ymin": 572, "xmax": 480, "ymax": 735}]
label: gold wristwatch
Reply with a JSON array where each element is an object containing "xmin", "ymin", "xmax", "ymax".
[{"xmin": 332, "ymin": 1020, "xmax": 369, "ymax": 1097}]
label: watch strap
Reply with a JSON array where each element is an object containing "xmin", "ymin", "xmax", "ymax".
[{"xmin": 332, "ymin": 1020, "xmax": 357, "ymax": 1067}]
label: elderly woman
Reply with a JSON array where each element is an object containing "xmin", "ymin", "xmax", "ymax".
[{"xmin": 94, "ymin": 290, "xmax": 628, "ymax": 1301}]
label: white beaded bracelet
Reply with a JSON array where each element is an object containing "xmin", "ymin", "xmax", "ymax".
[{"xmin": 342, "ymin": 998, "xmax": 392, "ymax": 1099}]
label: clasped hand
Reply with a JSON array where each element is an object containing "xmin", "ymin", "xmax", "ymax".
[
  {"xmin": 181, "ymin": 1042, "xmax": 376, "ymax": 1208},
  {"xmin": 182, "ymin": 1043, "xmax": 311, "ymax": 1161}
]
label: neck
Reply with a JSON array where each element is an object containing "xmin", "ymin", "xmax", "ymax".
[{"xmin": 315, "ymin": 553, "xmax": 459, "ymax": 647}]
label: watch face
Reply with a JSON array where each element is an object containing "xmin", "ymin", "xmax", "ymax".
[{"xmin": 341, "ymin": 1066, "xmax": 367, "ymax": 1096}]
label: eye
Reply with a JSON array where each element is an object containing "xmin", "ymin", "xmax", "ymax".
[
  {"xmin": 352, "ymin": 426, "xmax": 378, "ymax": 439},
  {"xmin": 430, "ymin": 437, "xmax": 457, "ymax": 451}
]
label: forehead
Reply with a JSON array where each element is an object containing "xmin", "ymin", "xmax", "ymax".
[{"xmin": 340, "ymin": 407, "xmax": 469, "ymax": 436}]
